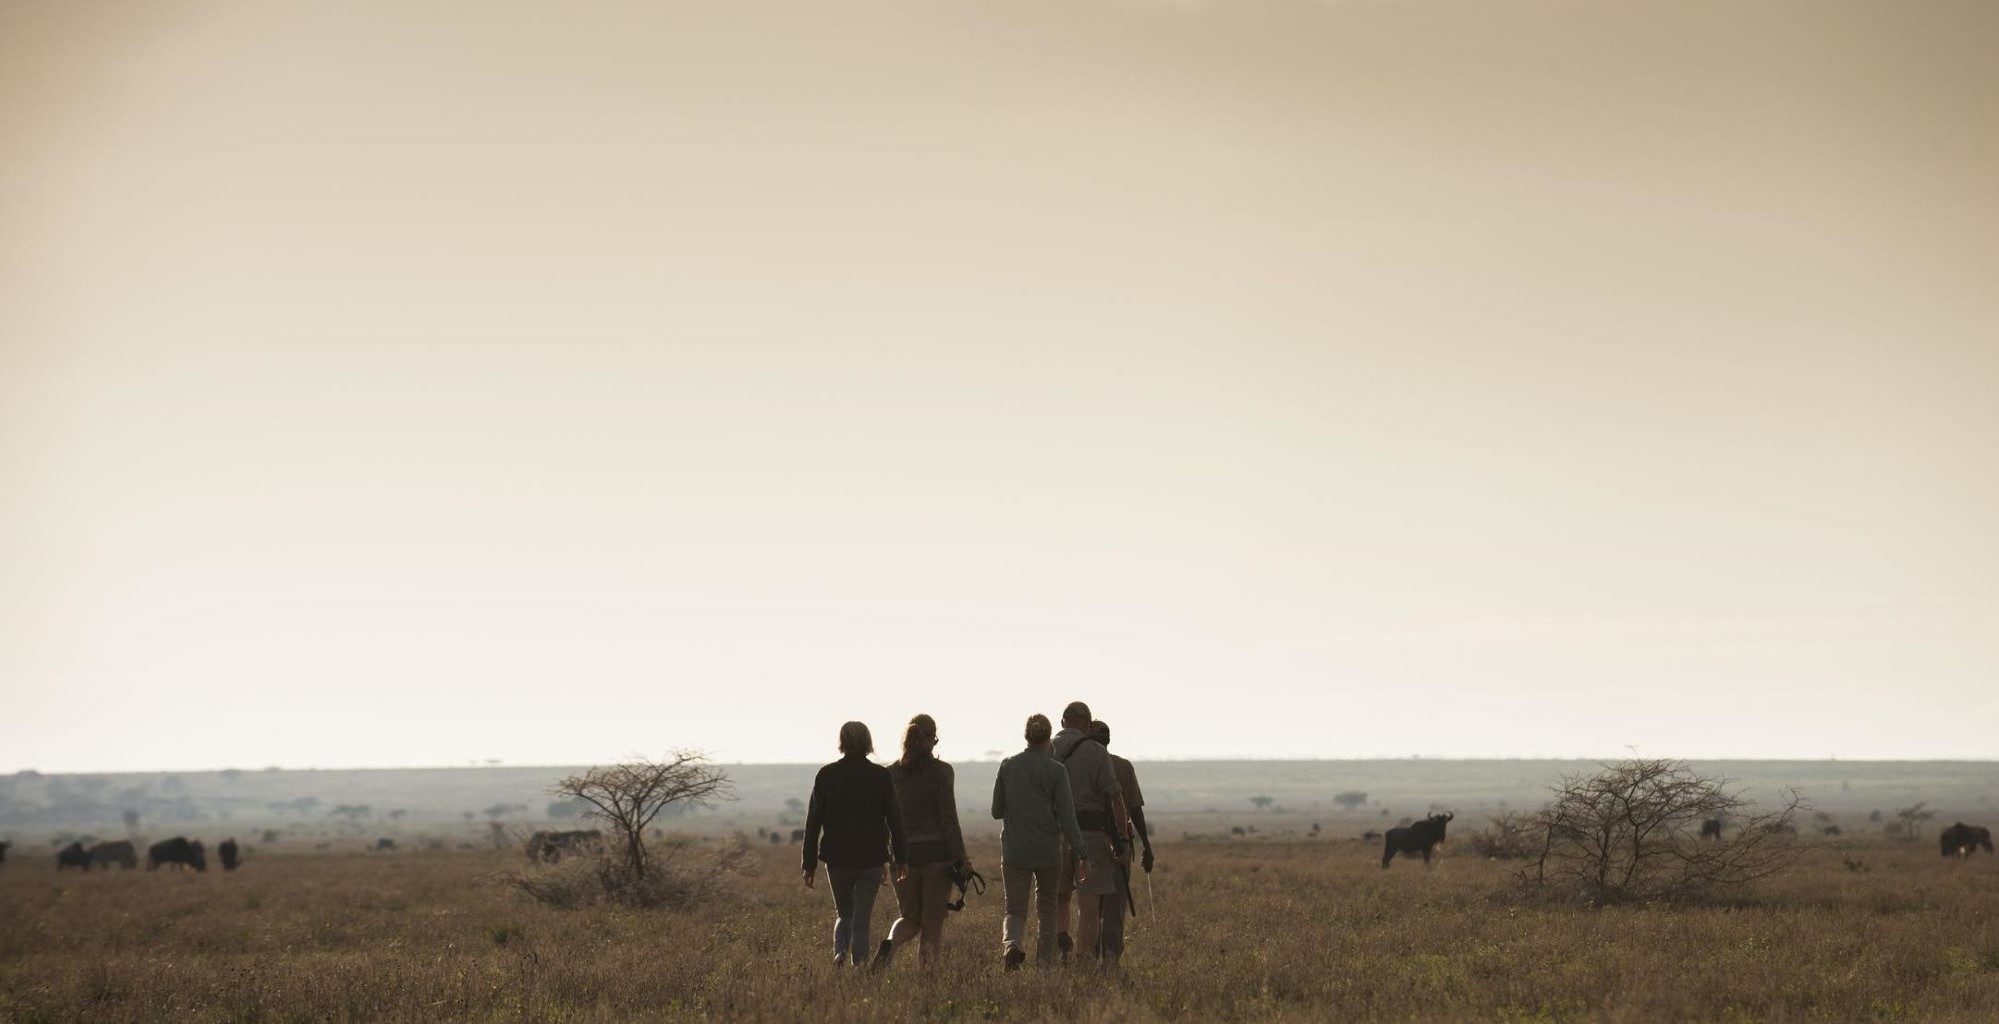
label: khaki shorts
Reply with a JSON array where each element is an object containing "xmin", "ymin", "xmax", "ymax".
[{"xmin": 1058, "ymin": 832, "xmax": 1119, "ymax": 897}]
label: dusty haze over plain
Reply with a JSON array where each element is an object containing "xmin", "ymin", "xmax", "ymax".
[{"xmin": 2, "ymin": 0, "xmax": 1995, "ymax": 772}]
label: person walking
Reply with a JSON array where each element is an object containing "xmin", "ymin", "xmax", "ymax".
[
  {"xmin": 873, "ymin": 714, "xmax": 970, "ymax": 970},
  {"xmin": 991, "ymin": 713, "xmax": 1088, "ymax": 970},
  {"xmin": 801, "ymin": 721, "xmax": 908, "ymax": 967},
  {"xmin": 1093, "ymin": 720, "xmax": 1153, "ymax": 875},
  {"xmin": 1051, "ymin": 701, "xmax": 1128, "ymax": 967},
  {"xmin": 1091, "ymin": 719, "xmax": 1151, "ymax": 960}
]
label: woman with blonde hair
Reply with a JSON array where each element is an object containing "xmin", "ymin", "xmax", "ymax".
[
  {"xmin": 801, "ymin": 721, "xmax": 906, "ymax": 967},
  {"xmin": 872, "ymin": 714, "xmax": 970, "ymax": 969}
]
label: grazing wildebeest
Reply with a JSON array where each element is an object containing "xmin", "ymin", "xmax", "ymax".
[
  {"xmin": 148, "ymin": 836, "xmax": 206, "ymax": 872},
  {"xmin": 1940, "ymin": 822, "xmax": 1993, "ymax": 858},
  {"xmin": 57, "ymin": 841, "xmax": 91, "ymax": 871},
  {"xmin": 1381, "ymin": 812, "xmax": 1453, "ymax": 868},
  {"xmin": 0, "ymin": 840, "xmax": 9, "ymax": 866},
  {"xmin": 374, "ymin": 837, "xmax": 397, "ymax": 852},
  {"xmin": 218, "ymin": 838, "xmax": 241, "ymax": 871},
  {"xmin": 790, "ymin": 828, "xmax": 806, "ymax": 843},
  {"xmin": 89, "ymin": 840, "xmax": 137, "ymax": 870},
  {"xmin": 525, "ymin": 829, "xmax": 602, "ymax": 863},
  {"xmin": 1699, "ymin": 818, "xmax": 1724, "ymax": 840}
]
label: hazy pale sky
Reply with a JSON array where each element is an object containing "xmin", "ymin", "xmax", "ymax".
[{"xmin": 3, "ymin": 0, "xmax": 1995, "ymax": 772}]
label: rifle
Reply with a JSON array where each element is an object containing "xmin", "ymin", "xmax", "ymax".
[{"xmin": 1119, "ymin": 856, "xmax": 1137, "ymax": 918}]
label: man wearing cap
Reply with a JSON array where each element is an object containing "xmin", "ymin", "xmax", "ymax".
[{"xmin": 992, "ymin": 713, "xmax": 1089, "ymax": 969}]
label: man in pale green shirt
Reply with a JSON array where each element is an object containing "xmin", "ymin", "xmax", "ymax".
[{"xmin": 991, "ymin": 713, "xmax": 1088, "ymax": 969}]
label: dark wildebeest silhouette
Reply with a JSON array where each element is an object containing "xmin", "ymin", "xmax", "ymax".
[
  {"xmin": 0, "ymin": 840, "xmax": 9, "ymax": 866},
  {"xmin": 1940, "ymin": 822, "xmax": 1993, "ymax": 858},
  {"xmin": 148, "ymin": 836, "xmax": 206, "ymax": 872},
  {"xmin": 218, "ymin": 838, "xmax": 241, "ymax": 871},
  {"xmin": 374, "ymin": 837, "xmax": 396, "ymax": 852},
  {"xmin": 526, "ymin": 829, "xmax": 603, "ymax": 863},
  {"xmin": 1381, "ymin": 812, "xmax": 1453, "ymax": 868},
  {"xmin": 1699, "ymin": 818, "xmax": 1724, "ymax": 840},
  {"xmin": 89, "ymin": 841, "xmax": 137, "ymax": 870},
  {"xmin": 57, "ymin": 841, "xmax": 91, "ymax": 871}
]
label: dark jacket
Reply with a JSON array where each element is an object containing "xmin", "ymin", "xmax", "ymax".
[{"xmin": 802, "ymin": 753, "xmax": 907, "ymax": 872}]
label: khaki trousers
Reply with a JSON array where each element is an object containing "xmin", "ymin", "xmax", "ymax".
[
  {"xmin": 886, "ymin": 861, "xmax": 952, "ymax": 962},
  {"xmin": 1001, "ymin": 862, "xmax": 1061, "ymax": 964}
]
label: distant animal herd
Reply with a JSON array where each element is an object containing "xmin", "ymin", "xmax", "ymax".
[
  {"xmin": 0, "ymin": 817, "xmax": 1990, "ymax": 874},
  {"xmin": 43, "ymin": 836, "xmax": 240, "ymax": 873}
]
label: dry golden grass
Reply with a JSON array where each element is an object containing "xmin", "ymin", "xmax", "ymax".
[{"xmin": 2, "ymin": 835, "xmax": 1996, "ymax": 1023}]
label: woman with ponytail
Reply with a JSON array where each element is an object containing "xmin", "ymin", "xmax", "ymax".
[{"xmin": 873, "ymin": 714, "xmax": 970, "ymax": 969}]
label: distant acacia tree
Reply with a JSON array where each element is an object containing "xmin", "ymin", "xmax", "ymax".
[
  {"xmin": 122, "ymin": 809, "xmax": 140, "ymax": 832},
  {"xmin": 484, "ymin": 803, "xmax": 528, "ymax": 820},
  {"xmin": 330, "ymin": 804, "xmax": 371, "ymax": 821},
  {"xmin": 388, "ymin": 809, "xmax": 407, "ymax": 823},
  {"xmin": 1333, "ymin": 791, "xmax": 1369, "ymax": 811},
  {"xmin": 1893, "ymin": 803, "xmax": 1934, "ymax": 841},
  {"xmin": 1250, "ymin": 795, "xmax": 1275, "ymax": 812},
  {"xmin": 554, "ymin": 752, "xmax": 732, "ymax": 880}
]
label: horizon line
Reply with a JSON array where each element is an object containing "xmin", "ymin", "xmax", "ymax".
[{"xmin": 12, "ymin": 754, "xmax": 1999, "ymax": 776}]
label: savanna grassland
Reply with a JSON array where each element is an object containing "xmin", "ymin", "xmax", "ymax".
[{"xmin": 3, "ymin": 832, "xmax": 1996, "ymax": 1024}]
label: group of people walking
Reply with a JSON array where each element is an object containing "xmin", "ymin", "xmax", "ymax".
[{"xmin": 799, "ymin": 701, "xmax": 1153, "ymax": 971}]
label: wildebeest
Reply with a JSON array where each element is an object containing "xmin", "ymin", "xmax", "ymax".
[
  {"xmin": 57, "ymin": 841, "xmax": 91, "ymax": 871},
  {"xmin": 1381, "ymin": 811, "xmax": 1453, "ymax": 868},
  {"xmin": 1940, "ymin": 822, "xmax": 1993, "ymax": 858},
  {"xmin": 89, "ymin": 840, "xmax": 137, "ymax": 870},
  {"xmin": 148, "ymin": 836, "xmax": 206, "ymax": 872},
  {"xmin": 1699, "ymin": 818, "xmax": 1724, "ymax": 840},
  {"xmin": 218, "ymin": 838, "xmax": 240, "ymax": 871},
  {"xmin": 374, "ymin": 837, "xmax": 397, "ymax": 852},
  {"xmin": 0, "ymin": 840, "xmax": 9, "ymax": 865},
  {"xmin": 526, "ymin": 829, "xmax": 603, "ymax": 863},
  {"xmin": 790, "ymin": 828, "xmax": 806, "ymax": 843}
]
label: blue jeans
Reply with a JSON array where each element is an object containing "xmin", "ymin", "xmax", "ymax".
[{"xmin": 826, "ymin": 864, "xmax": 884, "ymax": 963}]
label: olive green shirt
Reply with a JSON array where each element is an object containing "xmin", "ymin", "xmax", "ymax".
[{"xmin": 990, "ymin": 746, "xmax": 1087, "ymax": 870}]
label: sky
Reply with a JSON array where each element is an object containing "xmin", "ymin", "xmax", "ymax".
[{"xmin": 2, "ymin": 0, "xmax": 1996, "ymax": 772}]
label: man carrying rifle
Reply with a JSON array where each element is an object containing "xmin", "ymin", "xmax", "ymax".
[
  {"xmin": 1092, "ymin": 719, "xmax": 1152, "ymax": 950},
  {"xmin": 1051, "ymin": 701, "xmax": 1129, "ymax": 968}
]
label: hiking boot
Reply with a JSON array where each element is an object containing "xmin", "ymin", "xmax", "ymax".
[
  {"xmin": 1003, "ymin": 947, "xmax": 1026, "ymax": 971},
  {"xmin": 870, "ymin": 939, "xmax": 895, "ymax": 971}
]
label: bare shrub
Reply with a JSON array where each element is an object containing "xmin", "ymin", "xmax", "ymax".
[
  {"xmin": 552, "ymin": 752, "xmax": 731, "ymax": 880},
  {"xmin": 1467, "ymin": 811, "xmax": 1538, "ymax": 860},
  {"xmin": 1521, "ymin": 758, "xmax": 1807, "ymax": 904},
  {"xmin": 502, "ymin": 751, "xmax": 735, "ymax": 910}
]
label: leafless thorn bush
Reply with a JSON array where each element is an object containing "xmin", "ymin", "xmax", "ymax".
[
  {"xmin": 500, "ymin": 751, "xmax": 739, "ymax": 910},
  {"xmin": 1520, "ymin": 758, "xmax": 1809, "ymax": 905}
]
